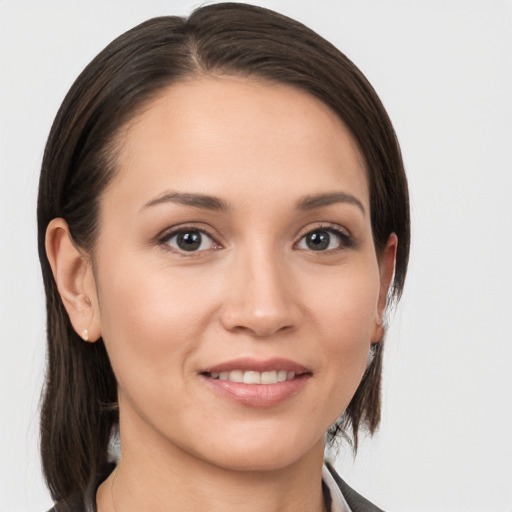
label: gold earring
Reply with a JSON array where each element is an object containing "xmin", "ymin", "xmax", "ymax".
[{"xmin": 82, "ymin": 329, "xmax": 89, "ymax": 342}]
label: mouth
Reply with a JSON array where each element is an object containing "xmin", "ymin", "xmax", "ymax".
[
  {"xmin": 203, "ymin": 369, "xmax": 301, "ymax": 384},
  {"xmin": 199, "ymin": 358, "xmax": 311, "ymax": 407}
]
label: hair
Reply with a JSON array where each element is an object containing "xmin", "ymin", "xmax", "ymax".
[{"xmin": 38, "ymin": 2, "xmax": 410, "ymax": 506}]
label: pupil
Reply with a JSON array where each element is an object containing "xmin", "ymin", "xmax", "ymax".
[
  {"xmin": 177, "ymin": 231, "xmax": 201, "ymax": 251},
  {"xmin": 306, "ymin": 231, "xmax": 330, "ymax": 251}
]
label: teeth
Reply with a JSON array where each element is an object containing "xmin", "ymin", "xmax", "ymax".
[
  {"xmin": 277, "ymin": 370, "xmax": 287, "ymax": 382},
  {"xmin": 261, "ymin": 371, "xmax": 277, "ymax": 384},
  {"xmin": 210, "ymin": 370, "xmax": 298, "ymax": 384},
  {"xmin": 229, "ymin": 370, "xmax": 244, "ymax": 383},
  {"xmin": 243, "ymin": 371, "xmax": 261, "ymax": 384}
]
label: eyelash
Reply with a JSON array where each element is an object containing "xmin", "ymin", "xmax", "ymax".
[
  {"xmin": 294, "ymin": 223, "xmax": 354, "ymax": 253},
  {"xmin": 157, "ymin": 225, "xmax": 221, "ymax": 256},
  {"xmin": 157, "ymin": 223, "xmax": 354, "ymax": 255}
]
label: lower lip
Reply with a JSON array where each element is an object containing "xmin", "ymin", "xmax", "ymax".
[{"xmin": 201, "ymin": 374, "xmax": 310, "ymax": 407}]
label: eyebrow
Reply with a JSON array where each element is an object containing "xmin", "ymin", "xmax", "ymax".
[
  {"xmin": 140, "ymin": 191, "xmax": 229, "ymax": 213},
  {"xmin": 296, "ymin": 192, "xmax": 366, "ymax": 215},
  {"xmin": 140, "ymin": 190, "xmax": 365, "ymax": 215}
]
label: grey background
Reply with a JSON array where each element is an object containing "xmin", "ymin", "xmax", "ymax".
[{"xmin": 1, "ymin": 1, "xmax": 511, "ymax": 510}]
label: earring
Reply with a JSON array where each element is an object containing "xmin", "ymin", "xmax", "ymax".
[{"xmin": 82, "ymin": 329, "xmax": 89, "ymax": 342}]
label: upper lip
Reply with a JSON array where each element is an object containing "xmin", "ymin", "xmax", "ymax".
[{"xmin": 201, "ymin": 357, "xmax": 310, "ymax": 375}]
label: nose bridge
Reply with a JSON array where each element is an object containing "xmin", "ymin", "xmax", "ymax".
[{"xmin": 221, "ymin": 239, "xmax": 300, "ymax": 337}]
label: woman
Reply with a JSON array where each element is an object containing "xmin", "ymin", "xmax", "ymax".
[{"xmin": 38, "ymin": 3, "xmax": 409, "ymax": 511}]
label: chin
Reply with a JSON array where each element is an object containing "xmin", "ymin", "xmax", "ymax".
[{"xmin": 190, "ymin": 428, "xmax": 324, "ymax": 473}]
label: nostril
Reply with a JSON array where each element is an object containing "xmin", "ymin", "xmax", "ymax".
[{"xmin": 229, "ymin": 321, "xmax": 295, "ymax": 338}]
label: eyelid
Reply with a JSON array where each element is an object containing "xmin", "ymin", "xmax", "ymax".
[
  {"xmin": 157, "ymin": 224, "xmax": 223, "ymax": 254},
  {"xmin": 295, "ymin": 222, "xmax": 352, "ymax": 239},
  {"xmin": 155, "ymin": 221, "xmax": 354, "ymax": 254},
  {"xmin": 294, "ymin": 222, "xmax": 355, "ymax": 251}
]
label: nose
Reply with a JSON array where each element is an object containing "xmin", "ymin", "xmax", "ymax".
[{"xmin": 220, "ymin": 248, "xmax": 302, "ymax": 338}]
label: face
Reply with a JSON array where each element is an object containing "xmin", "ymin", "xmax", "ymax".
[{"xmin": 88, "ymin": 76, "xmax": 394, "ymax": 471}]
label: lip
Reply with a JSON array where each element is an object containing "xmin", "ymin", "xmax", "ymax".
[
  {"xmin": 201, "ymin": 357, "xmax": 310, "ymax": 374},
  {"xmin": 199, "ymin": 357, "xmax": 311, "ymax": 407}
]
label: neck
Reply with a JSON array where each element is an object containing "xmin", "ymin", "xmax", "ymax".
[{"xmin": 97, "ymin": 417, "xmax": 327, "ymax": 512}]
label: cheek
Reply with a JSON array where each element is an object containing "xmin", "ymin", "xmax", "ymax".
[
  {"xmin": 308, "ymin": 260, "xmax": 381, "ymax": 342},
  {"xmin": 306, "ymin": 262, "xmax": 380, "ymax": 405},
  {"xmin": 95, "ymin": 257, "xmax": 216, "ymax": 387}
]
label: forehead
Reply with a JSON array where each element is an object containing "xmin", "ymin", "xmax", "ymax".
[{"xmin": 108, "ymin": 76, "xmax": 369, "ymax": 212}]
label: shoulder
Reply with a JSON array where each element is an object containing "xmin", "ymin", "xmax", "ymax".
[{"xmin": 325, "ymin": 462, "xmax": 386, "ymax": 512}]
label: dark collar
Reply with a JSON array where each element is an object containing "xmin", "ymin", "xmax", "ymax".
[{"xmin": 324, "ymin": 462, "xmax": 385, "ymax": 512}]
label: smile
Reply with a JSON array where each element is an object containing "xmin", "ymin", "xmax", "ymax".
[
  {"xmin": 200, "ymin": 358, "xmax": 311, "ymax": 407},
  {"xmin": 205, "ymin": 370, "xmax": 298, "ymax": 384}
]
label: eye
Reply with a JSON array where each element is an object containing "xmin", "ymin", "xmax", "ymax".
[
  {"xmin": 162, "ymin": 229, "xmax": 218, "ymax": 253},
  {"xmin": 296, "ymin": 227, "xmax": 351, "ymax": 252}
]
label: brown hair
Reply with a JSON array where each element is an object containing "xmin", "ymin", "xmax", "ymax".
[{"xmin": 38, "ymin": 2, "xmax": 409, "ymax": 506}]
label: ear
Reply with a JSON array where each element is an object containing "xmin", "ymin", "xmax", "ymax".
[
  {"xmin": 371, "ymin": 233, "xmax": 398, "ymax": 344},
  {"xmin": 45, "ymin": 218, "xmax": 101, "ymax": 342}
]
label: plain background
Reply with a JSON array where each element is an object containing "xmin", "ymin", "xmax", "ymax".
[{"xmin": 1, "ymin": 1, "xmax": 511, "ymax": 511}]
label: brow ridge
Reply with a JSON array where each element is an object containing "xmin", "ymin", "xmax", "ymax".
[
  {"xmin": 296, "ymin": 192, "xmax": 366, "ymax": 215},
  {"xmin": 140, "ymin": 191, "xmax": 229, "ymax": 212},
  {"xmin": 141, "ymin": 190, "xmax": 365, "ymax": 215}
]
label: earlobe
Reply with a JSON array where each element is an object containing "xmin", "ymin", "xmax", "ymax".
[
  {"xmin": 45, "ymin": 218, "xmax": 101, "ymax": 342},
  {"xmin": 371, "ymin": 233, "xmax": 398, "ymax": 344}
]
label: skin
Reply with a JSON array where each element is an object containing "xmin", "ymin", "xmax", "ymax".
[{"xmin": 46, "ymin": 76, "xmax": 396, "ymax": 512}]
